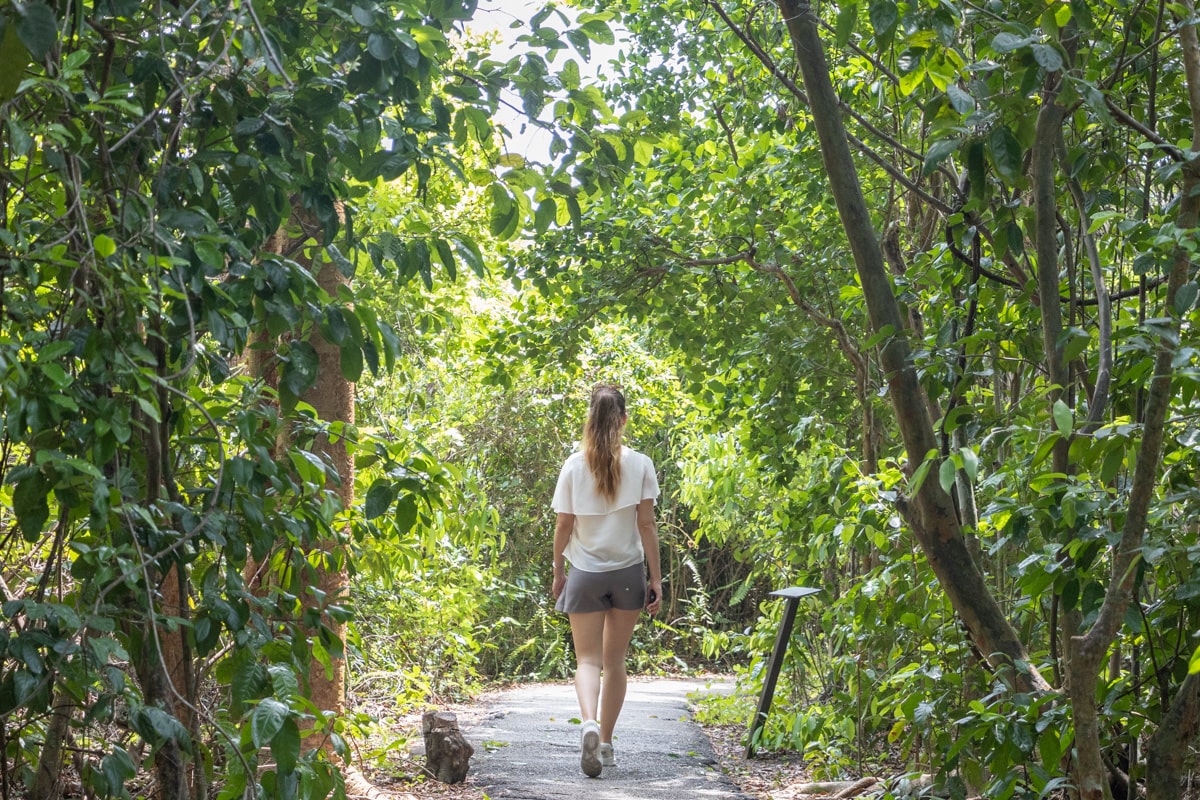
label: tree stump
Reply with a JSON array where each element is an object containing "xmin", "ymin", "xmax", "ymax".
[{"xmin": 422, "ymin": 711, "xmax": 473, "ymax": 784}]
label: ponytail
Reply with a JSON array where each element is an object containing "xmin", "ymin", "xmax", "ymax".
[{"xmin": 582, "ymin": 384, "xmax": 625, "ymax": 501}]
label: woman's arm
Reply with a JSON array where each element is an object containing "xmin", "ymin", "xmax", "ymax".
[
  {"xmin": 637, "ymin": 499, "xmax": 663, "ymax": 615},
  {"xmin": 551, "ymin": 512, "xmax": 575, "ymax": 599}
]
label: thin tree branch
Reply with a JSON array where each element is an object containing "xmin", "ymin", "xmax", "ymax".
[
  {"xmin": 706, "ymin": 0, "xmax": 955, "ymax": 215},
  {"xmin": 1106, "ymin": 98, "xmax": 1185, "ymax": 161}
]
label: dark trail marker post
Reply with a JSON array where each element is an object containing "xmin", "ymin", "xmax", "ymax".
[{"xmin": 746, "ymin": 586, "xmax": 820, "ymax": 758}]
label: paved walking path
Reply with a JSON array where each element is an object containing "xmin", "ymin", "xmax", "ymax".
[{"xmin": 463, "ymin": 677, "xmax": 753, "ymax": 799}]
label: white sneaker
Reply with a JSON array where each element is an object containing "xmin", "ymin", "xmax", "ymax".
[
  {"xmin": 580, "ymin": 720, "xmax": 601, "ymax": 777},
  {"xmin": 599, "ymin": 742, "xmax": 616, "ymax": 767}
]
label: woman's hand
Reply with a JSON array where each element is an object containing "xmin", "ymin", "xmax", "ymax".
[
  {"xmin": 645, "ymin": 579, "xmax": 663, "ymax": 615},
  {"xmin": 552, "ymin": 567, "xmax": 567, "ymax": 599}
]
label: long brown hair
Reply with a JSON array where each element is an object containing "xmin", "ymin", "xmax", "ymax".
[{"xmin": 582, "ymin": 384, "xmax": 626, "ymax": 501}]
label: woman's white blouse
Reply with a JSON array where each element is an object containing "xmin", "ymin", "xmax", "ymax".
[{"xmin": 552, "ymin": 446, "xmax": 659, "ymax": 572}]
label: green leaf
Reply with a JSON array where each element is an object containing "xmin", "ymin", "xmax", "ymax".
[
  {"xmin": 565, "ymin": 28, "xmax": 590, "ymax": 59},
  {"xmin": 987, "ymin": 125, "xmax": 1024, "ymax": 182},
  {"xmin": 1070, "ymin": 76, "xmax": 1115, "ymax": 125},
  {"xmin": 898, "ymin": 66, "xmax": 925, "ymax": 96},
  {"xmin": 580, "ymin": 19, "xmax": 614, "ymax": 45},
  {"xmin": 15, "ymin": 2, "xmax": 56, "ymax": 61},
  {"xmin": 413, "ymin": 239, "xmax": 433, "ymax": 290},
  {"xmin": 1038, "ymin": 730, "xmax": 1064, "ymax": 768},
  {"xmin": 1052, "ymin": 399, "xmax": 1073, "ymax": 437},
  {"xmin": 633, "ymin": 137, "xmax": 654, "ymax": 166},
  {"xmin": 250, "ymin": 698, "xmax": 289, "ymax": 748},
  {"xmin": 367, "ymin": 33, "xmax": 394, "ymax": 61},
  {"xmin": 434, "ymin": 238, "xmax": 457, "ymax": 280},
  {"xmin": 1031, "ymin": 44, "xmax": 1063, "ymax": 72},
  {"xmin": 327, "ymin": 243, "xmax": 354, "ymax": 278},
  {"xmin": 364, "ymin": 480, "xmax": 395, "ymax": 520},
  {"xmin": 39, "ymin": 341, "xmax": 74, "ymax": 361},
  {"xmin": 947, "ymin": 85, "xmax": 975, "ymax": 114},
  {"xmin": 13, "ymin": 470, "xmax": 50, "ymax": 542},
  {"xmin": 452, "ymin": 236, "xmax": 485, "ymax": 277},
  {"xmin": 194, "ymin": 240, "xmax": 223, "ymax": 270},
  {"xmin": 340, "ymin": 343, "xmax": 363, "ymax": 383},
  {"xmin": 488, "ymin": 184, "xmax": 515, "ymax": 237},
  {"xmin": 101, "ymin": 747, "xmax": 137, "ymax": 793},
  {"xmin": 1100, "ymin": 443, "xmax": 1124, "ymax": 484},
  {"xmin": 351, "ymin": 5, "xmax": 375, "ymax": 25},
  {"xmin": 324, "ymin": 307, "xmax": 351, "ymax": 347},
  {"xmin": 135, "ymin": 707, "xmax": 191, "ymax": 752},
  {"xmin": 272, "ymin": 717, "xmax": 301, "ymax": 774},
  {"xmin": 938, "ymin": 458, "xmax": 956, "ymax": 494},
  {"xmin": 959, "ymin": 448, "xmax": 978, "ymax": 483},
  {"xmin": 135, "ymin": 396, "xmax": 162, "ymax": 423},
  {"xmin": 394, "ymin": 494, "xmax": 418, "ymax": 533},
  {"xmin": 39, "ymin": 362, "xmax": 70, "ymax": 388},
  {"xmin": 907, "ymin": 449, "xmax": 939, "ymax": 495},
  {"xmin": 868, "ymin": 0, "xmax": 898, "ymax": 40},
  {"xmin": 992, "ymin": 32, "xmax": 1031, "ymax": 53},
  {"xmin": 567, "ymin": 195, "xmax": 582, "ymax": 230},
  {"xmin": 923, "ymin": 138, "xmax": 960, "ymax": 175},
  {"xmin": 967, "ymin": 139, "xmax": 987, "ymax": 207},
  {"xmin": 230, "ymin": 657, "xmax": 268, "ymax": 716},
  {"xmin": 1175, "ymin": 281, "xmax": 1198, "ymax": 315},
  {"xmin": 835, "ymin": 2, "xmax": 858, "ymax": 45},
  {"xmin": 1189, "ymin": 643, "xmax": 1200, "ymax": 674},
  {"xmin": 93, "ymin": 234, "xmax": 117, "ymax": 259},
  {"xmin": 534, "ymin": 198, "xmax": 556, "ymax": 235},
  {"xmin": 560, "ymin": 59, "xmax": 581, "ymax": 90},
  {"xmin": 1061, "ymin": 576, "xmax": 1080, "ymax": 611},
  {"xmin": 0, "ymin": 24, "xmax": 28, "ymax": 106},
  {"xmin": 281, "ymin": 341, "xmax": 320, "ymax": 397}
]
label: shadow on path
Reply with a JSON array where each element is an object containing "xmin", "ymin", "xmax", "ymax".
[{"xmin": 464, "ymin": 677, "xmax": 753, "ymax": 799}]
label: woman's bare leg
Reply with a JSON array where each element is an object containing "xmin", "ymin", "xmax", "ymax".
[
  {"xmin": 599, "ymin": 608, "xmax": 641, "ymax": 742},
  {"xmin": 568, "ymin": 611, "xmax": 607, "ymax": 722}
]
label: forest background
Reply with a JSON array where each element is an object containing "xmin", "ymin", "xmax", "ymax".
[{"xmin": 2, "ymin": 0, "xmax": 1200, "ymax": 799}]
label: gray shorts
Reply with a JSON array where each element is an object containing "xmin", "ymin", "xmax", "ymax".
[{"xmin": 555, "ymin": 563, "xmax": 646, "ymax": 614}]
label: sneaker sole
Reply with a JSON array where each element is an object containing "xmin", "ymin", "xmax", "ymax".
[{"xmin": 581, "ymin": 727, "xmax": 601, "ymax": 777}]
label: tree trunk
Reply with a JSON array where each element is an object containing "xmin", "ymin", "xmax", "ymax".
[
  {"xmin": 1145, "ymin": 670, "xmax": 1200, "ymax": 800},
  {"xmin": 774, "ymin": 0, "xmax": 1048, "ymax": 692},
  {"xmin": 30, "ymin": 689, "xmax": 74, "ymax": 800},
  {"xmin": 255, "ymin": 201, "xmax": 361, "ymax": 788},
  {"xmin": 422, "ymin": 711, "xmax": 474, "ymax": 783},
  {"xmin": 1032, "ymin": 83, "xmax": 1070, "ymax": 477},
  {"xmin": 291, "ymin": 202, "xmax": 355, "ymax": 752},
  {"xmin": 131, "ymin": 607, "xmax": 191, "ymax": 800},
  {"xmin": 134, "ymin": 343, "xmax": 194, "ymax": 800},
  {"xmin": 1069, "ymin": 4, "xmax": 1200, "ymax": 797},
  {"xmin": 1137, "ymin": 5, "xmax": 1200, "ymax": 798}
]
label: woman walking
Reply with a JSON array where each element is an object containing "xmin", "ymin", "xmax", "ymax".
[{"xmin": 551, "ymin": 384, "xmax": 663, "ymax": 778}]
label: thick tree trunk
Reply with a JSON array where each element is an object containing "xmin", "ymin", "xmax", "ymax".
[
  {"xmin": 775, "ymin": 0, "xmax": 1048, "ymax": 692},
  {"xmin": 1145, "ymin": 670, "xmax": 1200, "ymax": 800},
  {"xmin": 255, "ymin": 202, "xmax": 362, "ymax": 790},
  {"xmin": 290, "ymin": 203, "xmax": 355, "ymax": 751}
]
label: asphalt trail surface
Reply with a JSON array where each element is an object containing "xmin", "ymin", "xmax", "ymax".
[{"xmin": 464, "ymin": 678, "xmax": 752, "ymax": 799}]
